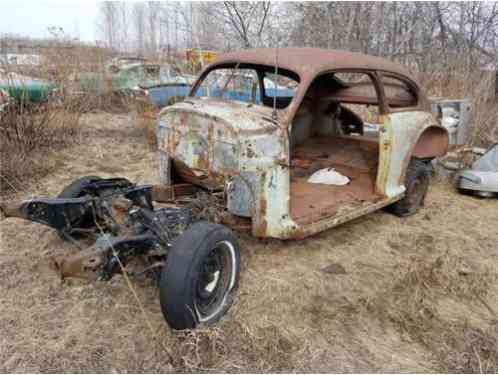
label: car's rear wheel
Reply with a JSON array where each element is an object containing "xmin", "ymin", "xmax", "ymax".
[
  {"xmin": 159, "ymin": 221, "xmax": 240, "ymax": 330},
  {"xmin": 387, "ymin": 159, "xmax": 432, "ymax": 217}
]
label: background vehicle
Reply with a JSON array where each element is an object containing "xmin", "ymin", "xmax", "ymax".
[
  {"xmin": 0, "ymin": 71, "xmax": 60, "ymax": 105},
  {"xmin": 74, "ymin": 60, "xmax": 190, "ymax": 95},
  {"xmin": 186, "ymin": 48, "xmax": 220, "ymax": 71},
  {"xmin": 458, "ymin": 143, "xmax": 498, "ymax": 197}
]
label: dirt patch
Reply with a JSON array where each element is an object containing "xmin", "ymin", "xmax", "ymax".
[{"xmin": 1, "ymin": 112, "xmax": 497, "ymax": 372}]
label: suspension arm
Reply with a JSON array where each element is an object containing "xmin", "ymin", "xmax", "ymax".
[{"xmin": 52, "ymin": 233, "xmax": 159, "ymax": 280}]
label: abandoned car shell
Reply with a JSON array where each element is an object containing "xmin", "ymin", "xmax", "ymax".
[{"xmin": 158, "ymin": 47, "xmax": 449, "ymax": 239}]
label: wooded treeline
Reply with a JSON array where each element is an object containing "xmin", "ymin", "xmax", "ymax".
[{"xmin": 98, "ymin": 1, "xmax": 498, "ymax": 72}]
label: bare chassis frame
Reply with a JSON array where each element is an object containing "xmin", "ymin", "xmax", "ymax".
[{"xmin": 0, "ymin": 178, "xmax": 194, "ymax": 280}]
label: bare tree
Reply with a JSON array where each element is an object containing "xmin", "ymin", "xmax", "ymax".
[
  {"xmin": 133, "ymin": 3, "xmax": 146, "ymax": 55},
  {"xmin": 99, "ymin": 2, "xmax": 119, "ymax": 51},
  {"xmin": 96, "ymin": 1, "xmax": 498, "ymax": 71}
]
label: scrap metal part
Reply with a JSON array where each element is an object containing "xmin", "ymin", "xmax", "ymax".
[
  {"xmin": 0, "ymin": 178, "xmax": 196, "ymax": 280},
  {"xmin": 458, "ymin": 143, "xmax": 498, "ymax": 197}
]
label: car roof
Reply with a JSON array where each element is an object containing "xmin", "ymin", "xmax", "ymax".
[{"xmin": 212, "ymin": 47, "xmax": 413, "ymax": 82}]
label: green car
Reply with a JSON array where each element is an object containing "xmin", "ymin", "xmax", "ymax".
[
  {"xmin": 0, "ymin": 72, "xmax": 60, "ymax": 105},
  {"xmin": 74, "ymin": 62, "xmax": 188, "ymax": 96}
]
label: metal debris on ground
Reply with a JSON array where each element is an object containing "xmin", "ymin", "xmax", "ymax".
[{"xmin": 457, "ymin": 143, "xmax": 498, "ymax": 197}]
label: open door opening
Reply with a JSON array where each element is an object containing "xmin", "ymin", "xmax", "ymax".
[{"xmin": 289, "ymin": 71, "xmax": 385, "ymax": 224}]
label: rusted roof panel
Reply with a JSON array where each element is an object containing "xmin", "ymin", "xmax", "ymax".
[{"xmin": 211, "ymin": 48, "xmax": 412, "ymax": 80}]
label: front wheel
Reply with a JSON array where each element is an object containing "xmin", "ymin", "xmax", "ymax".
[
  {"xmin": 159, "ymin": 221, "xmax": 240, "ymax": 330},
  {"xmin": 386, "ymin": 159, "xmax": 433, "ymax": 217}
]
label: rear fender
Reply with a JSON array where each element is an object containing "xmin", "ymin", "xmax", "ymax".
[{"xmin": 412, "ymin": 126, "xmax": 449, "ymax": 159}]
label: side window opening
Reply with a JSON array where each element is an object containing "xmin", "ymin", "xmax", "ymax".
[
  {"xmin": 263, "ymin": 73, "xmax": 298, "ymax": 97},
  {"xmin": 381, "ymin": 74, "xmax": 418, "ymax": 108},
  {"xmin": 261, "ymin": 72, "xmax": 298, "ymax": 109},
  {"xmin": 144, "ymin": 65, "xmax": 160, "ymax": 79}
]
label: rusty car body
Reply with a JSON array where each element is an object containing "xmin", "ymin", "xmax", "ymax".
[
  {"xmin": 0, "ymin": 48, "xmax": 449, "ymax": 330},
  {"xmin": 158, "ymin": 48, "xmax": 449, "ymax": 239}
]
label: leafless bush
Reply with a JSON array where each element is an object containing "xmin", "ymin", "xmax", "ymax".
[
  {"xmin": 0, "ymin": 103, "xmax": 82, "ymax": 196},
  {"xmin": 0, "ymin": 37, "xmax": 139, "ymax": 196},
  {"xmin": 130, "ymin": 98, "xmax": 158, "ymax": 150},
  {"xmin": 0, "ymin": 44, "xmax": 93, "ymax": 195}
]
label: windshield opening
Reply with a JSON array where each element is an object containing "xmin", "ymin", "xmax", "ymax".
[{"xmin": 192, "ymin": 63, "xmax": 299, "ymax": 109}]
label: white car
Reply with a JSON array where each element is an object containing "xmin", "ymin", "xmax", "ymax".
[{"xmin": 458, "ymin": 143, "xmax": 498, "ymax": 197}]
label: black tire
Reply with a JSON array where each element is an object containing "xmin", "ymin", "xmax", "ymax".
[
  {"xmin": 387, "ymin": 159, "xmax": 432, "ymax": 217},
  {"xmin": 159, "ymin": 221, "xmax": 240, "ymax": 330},
  {"xmin": 57, "ymin": 175, "xmax": 102, "ymax": 199}
]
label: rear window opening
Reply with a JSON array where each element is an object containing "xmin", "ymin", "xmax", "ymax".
[{"xmin": 381, "ymin": 74, "xmax": 418, "ymax": 108}]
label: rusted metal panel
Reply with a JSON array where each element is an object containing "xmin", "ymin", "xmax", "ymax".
[
  {"xmin": 430, "ymin": 99, "xmax": 472, "ymax": 146},
  {"xmin": 158, "ymin": 97, "xmax": 292, "ymax": 238},
  {"xmin": 157, "ymin": 48, "xmax": 447, "ymax": 240},
  {"xmin": 290, "ymin": 195, "xmax": 401, "ymax": 240},
  {"xmin": 151, "ymin": 183, "xmax": 197, "ymax": 202},
  {"xmin": 209, "ymin": 48, "xmax": 413, "ymax": 85},
  {"xmin": 376, "ymin": 111, "xmax": 447, "ymax": 197},
  {"xmin": 51, "ymin": 246, "xmax": 105, "ymax": 280},
  {"xmin": 195, "ymin": 48, "xmax": 428, "ymax": 130}
]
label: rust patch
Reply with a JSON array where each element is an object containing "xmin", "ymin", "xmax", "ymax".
[
  {"xmin": 51, "ymin": 248, "xmax": 104, "ymax": 280},
  {"xmin": 412, "ymin": 126, "xmax": 449, "ymax": 158},
  {"xmin": 151, "ymin": 183, "xmax": 198, "ymax": 202}
]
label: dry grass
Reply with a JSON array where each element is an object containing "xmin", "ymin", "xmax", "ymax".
[
  {"xmin": 1, "ymin": 112, "xmax": 497, "ymax": 372},
  {"xmin": 366, "ymin": 252, "xmax": 497, "ymax": 372},
  {"xmin": 130, "ymin": 100, "xmax": 158, "ymax": 150}
]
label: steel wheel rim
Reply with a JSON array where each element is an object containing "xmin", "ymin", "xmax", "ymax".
[{"xmin": 194, "ymin": 240, "xmax": 237, "ymax": 323}]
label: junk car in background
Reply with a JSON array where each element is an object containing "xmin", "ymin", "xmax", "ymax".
[
  {"xmin": 73, "ymin": 58, "xmax": 190, "ymax": 96},
  {"xmin": 0, "ymin": 70, "xmax": 60, "ymax": 106}
]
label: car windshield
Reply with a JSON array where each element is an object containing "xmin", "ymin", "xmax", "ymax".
[
  {"xmin": 193, "ymin": 65, "xmax": 299, "ymax": 108},
  {"xmin": 194, "ymin": 68, "xmax": 259, "ymax": 102}
]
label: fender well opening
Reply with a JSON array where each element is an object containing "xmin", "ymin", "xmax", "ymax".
[{"xmin": 412, "ymin": 126, "xmax": 449, "ymax": 159}]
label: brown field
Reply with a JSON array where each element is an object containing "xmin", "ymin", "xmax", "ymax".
[{"xmin": 1, "ymin": 113, "xmax": 497, "ymax": 372}]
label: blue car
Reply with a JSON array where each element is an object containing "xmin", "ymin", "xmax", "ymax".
[{"xmin": 136, "ymin": 77, "xmax": 294, "ymax": 111}]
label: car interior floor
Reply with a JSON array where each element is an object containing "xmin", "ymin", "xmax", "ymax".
[{"xmin": 290, "ymin": 135, "xmax": 383, "ymax": 224}]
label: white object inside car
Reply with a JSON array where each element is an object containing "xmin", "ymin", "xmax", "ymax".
[{"xmin": 308, "ymin": 168, "xmax": 350, "ymax": 185}]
